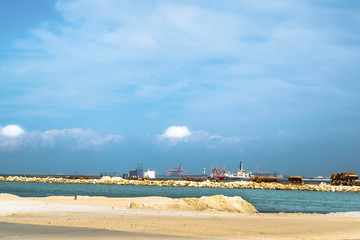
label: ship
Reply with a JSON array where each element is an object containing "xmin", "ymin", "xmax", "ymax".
[
  {"xmin": 226, "ymin": 161, "xmax": 251, "ymax": 180},
  {"xmin": 210, "ymin": 161, "xmax": 251, "ymax": 181},
  {"xmin": 166, "ymin": 163, "xmax": 187, "ymax": 177}
]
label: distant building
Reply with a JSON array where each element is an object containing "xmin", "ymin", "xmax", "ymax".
[
  {"xmin": 144, "ymin": 169, "xmax": 156, "ymax": 180},
  {"xmin": 129, "ymin": 163, "xmax": 144, "ymax": 179}
]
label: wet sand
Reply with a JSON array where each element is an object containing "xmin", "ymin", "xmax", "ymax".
[
  {"xmin": 0, "ymin": 222, "xmax": 203, "ymax": 240},
  {"xmin": 1, "ymin": 194, "xmax": 360, "ymax": 239}
]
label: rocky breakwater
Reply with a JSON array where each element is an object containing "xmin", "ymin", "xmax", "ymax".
[{"xmin": 0, "ymin": 176, "xmax": 359, "ymax": 193}]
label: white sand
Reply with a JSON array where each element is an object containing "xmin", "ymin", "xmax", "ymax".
[{"xmin": 1, "ymin": 194, "xmax": 360, "ymax": 239}]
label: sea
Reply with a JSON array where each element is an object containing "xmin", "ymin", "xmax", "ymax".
[{"xmin": 1, "ymin": 181, "xmax": 360, "ymax": 214}]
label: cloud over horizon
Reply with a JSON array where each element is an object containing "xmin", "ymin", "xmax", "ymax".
[
  {"xmin": 159, "ymin": 125, "xmax": 191, "ymax": 140},
  {"xmin": 0, "ymin": 125, "xmax": 122, "ymax": 151},
  {"xmin": 157, "ymin": 125, "xmax": 257, "ymax": 148},
  {"xmin": 0, "ymin": 125, "xmax": 25, "ymax": 138}
]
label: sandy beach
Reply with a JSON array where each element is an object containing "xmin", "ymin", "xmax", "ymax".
[{"xmin": 1, "ymin": 193, "xmax": 360, "ymax": 240}]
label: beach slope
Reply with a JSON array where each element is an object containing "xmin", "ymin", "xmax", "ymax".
[{"xmin": 1, "ymin": 194, "xmax": 360, "ymax": 239}]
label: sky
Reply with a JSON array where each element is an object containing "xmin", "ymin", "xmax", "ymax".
[{"xmin": 1, "ymin": 0, "xmax": 360, "ymax": 176}]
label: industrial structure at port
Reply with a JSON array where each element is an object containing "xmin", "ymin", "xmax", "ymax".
[
  {"xmin": 121, "ymin": 161, "xmax": 281, "ymax": 181},
  {"xmin": 166, "ymin": 164, "xmax": 187, "ymax": 177},
  {"xmin": 108, "ymin": 160, "xmax": 359, "ymax": 185},
  {"xmin": 252, "ymin": 166, "xmax": 283, "ymax": 179},
  {"xmin": 123, "ymin": 164, "xmax": 156, "ymax": 180}
]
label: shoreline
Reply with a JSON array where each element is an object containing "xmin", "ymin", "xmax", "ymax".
[
  {"xmin": 1, "ymin": 176, "xmax": 360, "ymax": 193},
  {"xmin": 1, "ymin": 194, "xmax": 360, "ymax": 239}
]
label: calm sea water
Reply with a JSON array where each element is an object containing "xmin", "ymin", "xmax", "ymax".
[{"xmin": 1, "ymin": 181, "xmax": 359, "ymax": 213}]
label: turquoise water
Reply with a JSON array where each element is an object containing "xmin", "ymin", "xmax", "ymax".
[{"xmin": 1, "ymin": 181, "xmax": 359, "ymax": 213}]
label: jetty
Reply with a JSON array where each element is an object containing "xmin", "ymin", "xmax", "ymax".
[{"xmin": 0, "ymin": 176, "xmax": 359, "ymax": 193}]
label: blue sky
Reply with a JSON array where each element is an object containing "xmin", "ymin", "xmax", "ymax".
[{"xmin": 1, "ymin": 0, "xmax": 360, "ymax": 176}]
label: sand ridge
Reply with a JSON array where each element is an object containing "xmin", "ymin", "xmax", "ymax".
[
  {"xmin": 128, "ymin": 195, "xmax": 258, "ymax": 213},
  {"xmin": 0, "ymin": 193, "xmax": 257, "ymax": 213}
]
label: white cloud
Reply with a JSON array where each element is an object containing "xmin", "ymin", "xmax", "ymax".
[
  {"xmin": 161, "ymin": 126, "xmax": 191, "ymax": 139},
  {"xmin": 0, "ymin": 125, "xmax": 25, "ymax": 138},
  {"xmin": 158, "ymin": 125, "xmax": 255, "ymax": 147},
  {"xmin": 4, "ymin": 0, "xmax": 346, "ymax": 109},
  {"xmin": 1, "ymin": 0, "xmax": 359, "ymax": 135},
  {"xmin": 0, "ymin": 126, "xmax": 122, "ymax": 151}
]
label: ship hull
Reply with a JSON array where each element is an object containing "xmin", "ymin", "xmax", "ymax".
[{"xmin": 226, "ymin": 177, "xmax": 250, "ymax": 181}]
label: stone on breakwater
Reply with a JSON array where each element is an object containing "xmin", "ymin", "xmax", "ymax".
[{"xmin": 0, "ymin": 176, "xmax": 359, "ymax": 193}]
